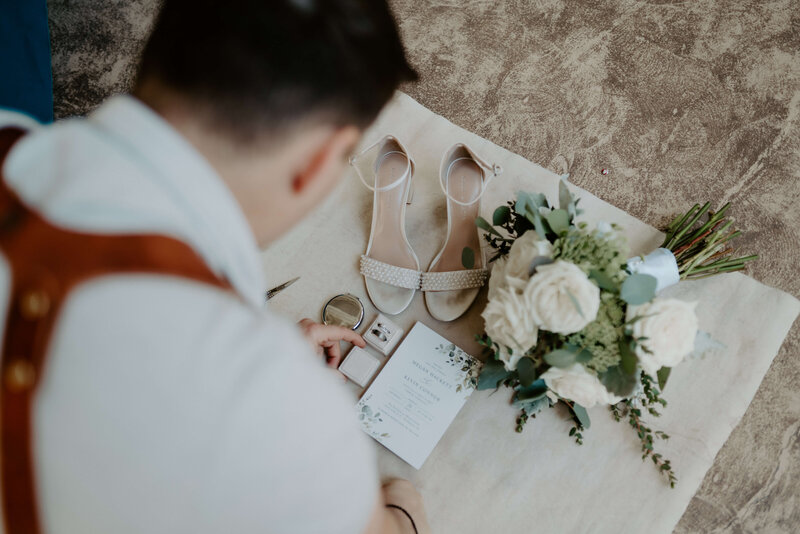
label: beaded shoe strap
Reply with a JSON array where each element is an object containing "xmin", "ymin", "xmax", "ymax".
[
  {"xmin": 420, "ymin": 268, "xmax": 488, "ymax": 291},
  {"xmin": 360, "ymin": 255, "xmax": 422, "ymax": 290}
]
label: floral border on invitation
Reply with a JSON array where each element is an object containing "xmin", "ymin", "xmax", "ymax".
[
  {"xmin": 436, "ymin": 343, "xmax": 481, "ymax": 397},
  {"xmin": 357, "ymin": 393, "xmax": 389, "ymax": 439}
]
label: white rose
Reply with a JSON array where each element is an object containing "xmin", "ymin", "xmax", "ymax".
[
  {"xmin": 541, "ymin": 363, "xmax": 623, "ymax": 408},
  {"xmin": 481, "ymin": 287, "xmax": 538, "ymax": 370},
  {"xmin": 523, "ymin": 260, "xmax": 600, "ymax": 335},
  {"xmin": 627, "ymin": 298, "xmax": 698, "ymax": 376},
  {"xmin": 487, "ymin": 257, "xmax": 508, "ymax": 301},
  {"xmin": 505, "ymin": 231, "xmax": 554, "ymax": 289}
]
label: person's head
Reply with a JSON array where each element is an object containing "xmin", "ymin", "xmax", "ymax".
[{"xmin": 134, "ymin": 0, "xmax": 416, "ymax": 245}]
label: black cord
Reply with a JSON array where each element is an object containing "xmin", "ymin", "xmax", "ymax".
[{"xmin": 386, "ymin": 504, "xmax": 418, "ymax": 534}]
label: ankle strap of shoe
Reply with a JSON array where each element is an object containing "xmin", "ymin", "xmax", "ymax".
[
  {"xmin": 439, "ymin": 148, "xmax": 503, "ymax": 207},
  {"xmin": 349, "ymin": 135, "xmax": 413, "ymax": 193}
]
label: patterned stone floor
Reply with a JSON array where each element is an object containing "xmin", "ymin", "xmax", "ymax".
[{"xmin": 47, "ymin": 0, "xmax": 799, "ymax": 532}]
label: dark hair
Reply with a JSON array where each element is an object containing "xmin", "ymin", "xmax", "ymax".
[{"xmin": 136, "ymin": 0, "xmax": 417, "ymax": 142}]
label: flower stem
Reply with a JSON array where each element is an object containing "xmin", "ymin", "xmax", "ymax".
[{"xmin": 663, "ymin": 203, "xmax": 757, "ymax": 280}]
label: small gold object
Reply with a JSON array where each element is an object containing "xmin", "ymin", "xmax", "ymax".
[
  {"xmin": 5, "ymin": 360, "xmax": 36, "ymax": 392},
  {"xmin": 19, "ymin": 289, "xmax": 50, "ymax": 320}
]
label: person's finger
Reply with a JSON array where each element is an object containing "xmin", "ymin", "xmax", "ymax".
[
  {"xmin": 327, "ymin": 353, "xmax": 344, "ymax": 369},
  {"xmin": 298, "ymin": 318, "xmax": 315, "ymax": 330},
  {"xmin": 325, "ymin": 340, "xmax": 342, "ymax": 359},
  {"xmin": 317, "ymin": 324, "xmax": 366, "ymax": 347},
  {"xmin": 324, "ymin": 340, "xmax": 343, "ymax": 368}
]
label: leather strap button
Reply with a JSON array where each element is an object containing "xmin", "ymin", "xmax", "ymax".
[
  {"xmin": 19, "ymin": 289, "xmax": 50, "ymax": 320},
  {"xmin": 4, "ymin": 359, "xmax": 36, "ymax": 392}
]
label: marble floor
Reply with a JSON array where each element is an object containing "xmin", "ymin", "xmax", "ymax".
[{"xmin": 47, "ymin": 0, "xmax": 800, "ymax": 532}]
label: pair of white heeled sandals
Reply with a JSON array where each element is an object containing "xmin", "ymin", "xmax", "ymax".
[{"xmin": 350, "ymin": 135, "xmax": 502, "ymax": 321}]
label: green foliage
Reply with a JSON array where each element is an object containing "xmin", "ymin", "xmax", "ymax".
[
  {"xmin": 514, "ymin": 379, "xmax": 548, "ymax": 405},
  {"xmin": 563, "ymin": 400, "xmax": 588, "ymax": 444},
  {"xmin": 657, "ymin": 366, "xmax": 671, "ymax": 390},
  {"xmin": 462, "ymin": 246, "xmax": 475, "ymax": 269},
  {"xmin": 570, "ymin": 402, "xmax": 591, "ymax": 430},
  {"xmin": 478, "ymin": 200, "xmax": 531, "ymax": 261},
  {"xmin": 517, "ymin": 357, "xmax": 537, "ymax": 386},
  {"xmin": 559, "ymin": 178, "xmax": 573, "ymax": 212},
  {"xmin": 545, "ymin": 209, "xmax": 570, "ymax": 234},
  {"xmin": 567, "ymin": 292, "xmax": 626, "ymax": 373},
  {"xmin": 543, "ymin": 348, "xmax": 578, "ymax": 368},
  {"xmin": 620, "ymin": 273, "xmax": 658, "ymax": 305},
  {"xmin": 552, "ymin": 226, "xmax": 629, "ymax": 280},
  {"xmin": 609, "ymin": 372, "xmax": 676, "ymax": 487},
  {"xmin": 599, "ymin": 365, "xmax": 639, "ymax": 397},
  {"xmin": 589, "ymin": 269, "xmax": 618, "ymax": 292},
  {"xmin": 476, "ymin": 358, "xmax": 509, "ymax": 391},
  {"xmin": 476, "ymin": 216, "xmax": 501, "ymax": 237},
  {"xmin": 618, "ymin": 337, "xmax": 639, "ymax": 375},
  {"xmin": 493, "ymin": 205, "xmax": 511, "ymax": 226},
  {"xmin": 558, "ymin": 177, "xmax": 583, "ymax": 222}
]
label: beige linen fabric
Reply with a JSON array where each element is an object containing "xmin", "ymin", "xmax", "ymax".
[{"xmin": 262, "ymin": 92, "xmax": 800, "ymax": 534}]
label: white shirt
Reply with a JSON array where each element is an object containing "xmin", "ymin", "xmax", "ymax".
[{"xmin": 0, "ymin": 97, "xmax": 378, "ymax": 534}]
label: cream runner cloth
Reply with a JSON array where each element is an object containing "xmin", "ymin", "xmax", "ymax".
[{"xmin": 262, "ymin": 92, "xmax": 800, "ymax": 534}]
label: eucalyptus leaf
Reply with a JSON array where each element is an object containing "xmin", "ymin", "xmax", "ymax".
[
  {"xmin": 575, "ymin": 348, "xmax": 592, "ymax": 364},
  {"xmin": 514, "ymin": 194, "xmax": 530, "ymax": 216},
  {"xmin": 476, "ymin": 359, "xmax": 509, "ymax": 391},
  {"xmin": 517, "ymin": 357, "xmax": 537, "ymax": 387},
  {"xmin": 657, "ymin": 366, "xmax": 671, "ymax": 391},
  {"xmin": 528, "ymin": 256, "xmax": 554, "ymax": 276},
  {"xmin": 544, "ymin": 349, "xmax": 576, "ymax": 368},
  {"xmin": 565, "ymin": 289, "xmax": 585, "ymax": 318},
  {"xmin": 515, "ymin": 393, "xmax": 550, "ymax": 414},
  {"xmin": 475, "ymin": 216, "xmax": 502, "ymax": 237},
  {"xmin": 461, "ymin": 247, "xmax": 475, "ymax": 269},
  {"xmin": 531, "ymin": 211, "xmax": 549, "ymax": 240},
  {"xmin": 515, "ymin": 379, "xmax": 548, "ymax": 402},
  {"xmin": 545, "ymin": 209, "xmax": 570, "ymax": 234},
  {"xmin": 559, "ymin": 177, "xmax": 572, "ymax": 211},
  {"xmin": 493, "ymin": 205, "xmax": 511, "ymax": 226},
  {"xmin": 527, "ymin": 192, "xmax": 549, "ymax": 209},
  {"xmin": 589, "ymin": 269, "xmax": 618, "ymax": 292},
  {"xmin": 568, "ymin": 202, "xmax": 577, "ymax": 221},
  {"xmin": 599, "ymin": 365, "xmax": 638, "ymax": 397},
  {"xmin": 620, "ymin": 273, "xmax": 658, "ymax": 305},
  {"xmin": 571, "ymin": 403, "xmax": 591, "ymax": 429},
  {"xmin": 618, "ymin": 338, "xmax": 638, "ymax": 375}
]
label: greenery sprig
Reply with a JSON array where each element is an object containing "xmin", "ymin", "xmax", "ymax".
[
  {"xmin": 610, "ymin": 373, "xmax": 676, "ymax": 487},
  {"xmin": 661, "ymin": 202, "xmax": 757, "ymax": 279},
  {"xmin": 477, "ymin": 201, "xmax": 530, "ymax": 262}
]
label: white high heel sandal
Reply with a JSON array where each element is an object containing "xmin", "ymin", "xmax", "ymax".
[
  {"xmin": 350, "ymin": 135, "xmax": 420, "ymax": 315},
  {"xmin": 422, "ymin": 143, "xmax": 503, "ymax": 321}
]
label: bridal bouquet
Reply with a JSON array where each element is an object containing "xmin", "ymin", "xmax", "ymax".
[{"xmin": 473, "ymin": 180, "xmax": 756, "ymax": 486}]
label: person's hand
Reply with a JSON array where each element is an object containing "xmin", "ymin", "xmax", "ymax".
[{"xmin": 298, "ymin": 318, "xmax": 366, "ymax": 368}]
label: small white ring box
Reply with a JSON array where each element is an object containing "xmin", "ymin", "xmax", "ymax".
[
  {"xmin": 339, "ymin": 346, "xmax": 381, "ymax": 388},
  {"xmin": 363, "ymin": 314, "xmax": 403, "ymax": 356}
]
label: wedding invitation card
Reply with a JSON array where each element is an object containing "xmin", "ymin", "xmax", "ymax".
[{"xmin": 356, "ymin": 322, "xmax": 481, "ymax": 469}]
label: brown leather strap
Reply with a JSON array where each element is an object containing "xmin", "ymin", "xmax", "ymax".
[{"xmin": 0, "ymin": 127, "xmax": 233, "ymax": 534}]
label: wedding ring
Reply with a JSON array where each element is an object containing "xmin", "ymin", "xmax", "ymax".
[
  {"xmin": 376, "ymin": 322, "xmax": 391, "ymax": 335},
  {"xmin": 372, "ymin": 328, "xmax": 388, "ymax": 342}
]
